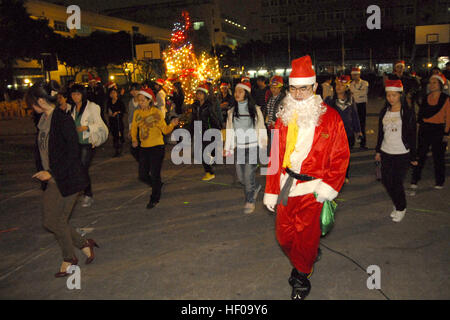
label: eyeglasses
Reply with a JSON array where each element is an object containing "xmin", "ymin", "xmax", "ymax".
[{"xmin": 289, "ymin": 85, "xmax": 311, "ymax": 93}]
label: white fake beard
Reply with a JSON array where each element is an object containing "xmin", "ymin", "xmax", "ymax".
[{"xmin": 277, "ymin": 93, "xmax": 326, "ymax": 128}]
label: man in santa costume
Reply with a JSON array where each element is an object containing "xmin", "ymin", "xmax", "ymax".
[{"xmin": 263, "ymin": 55, "xmax": 350, "ymax": 300}]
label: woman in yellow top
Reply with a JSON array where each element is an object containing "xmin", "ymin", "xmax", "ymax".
[{"xmin": 131, "ymin": 88, "xmax": 179, "ymax": 209}]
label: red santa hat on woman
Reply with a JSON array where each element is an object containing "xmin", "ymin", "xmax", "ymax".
[
  {"xmin": 196, "ymin": 83, "xmax": 209, "ymax": 94},
  {"xmin": 395, "ymin": 60, "xmax": 406, "ymax": 68},
  {"xmin": 338, "ymin": 75, "xmax": 351, "ymax": 86},
  {"xmin": 289, "ymin": 55, "xmax": 316, "ymax": 86},
  {"xmin": 220, "ymin": 82, "xmax": 229, "ymax": 88},
  {"xmin": 139, "ymin": 88, "xmax": 156, "ymax": 101},
  {"xmin": 385, "ymin": 79, "xmax": 403, "ymax": 92},
  {"xmin": 430, "ymin": 72, "xmax": 447, "ymax": 85},
  {"xmin": 155, "ymin": 78, "xmax": 165, "ymax": 86},
  {"xmin": 235, "ymin": 81, "xmax": 252, "ymax": 93},
  {"xmin": 107, "ymin": 82, "xmax": 117, "ymax": 89},
  {"xmin": 351, "ymin": 67, "xmax": 361, "ymax": 74}
]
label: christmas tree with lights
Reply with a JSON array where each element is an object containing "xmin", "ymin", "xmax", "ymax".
[{"xmin": 163, "ymin": 11, "xmax": 221, "ymax": 104}]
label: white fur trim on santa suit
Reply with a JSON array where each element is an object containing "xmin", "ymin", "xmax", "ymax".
[
  {"xmin": 289, "ymin": 75, "xmax": 316, "ymax": 86},
  {"xmin": 263, "ymin": 193, "xmax": 278, "ymax": 207}
]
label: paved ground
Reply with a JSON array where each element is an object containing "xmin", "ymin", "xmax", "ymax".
[{"xmin": 0, "ymin": 97, "xmax": 449, "ymax": 300}]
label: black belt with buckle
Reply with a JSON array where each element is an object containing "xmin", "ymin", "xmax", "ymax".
[
  {"xmin": 277, "ymin": 168, "xmax": 316, "ymax": 207},
  {"xmin": 285, "ymin": 168, "xmax": 316, "ymax": 181}
]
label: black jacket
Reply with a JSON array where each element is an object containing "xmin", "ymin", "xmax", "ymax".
[
  {"xmin": 34, "ymin": 108, "xmax": 88, "ymax": 197},
  {"xmin": 190, "ymin": 99, "xmax": 222, "ymax": 133},
  {"xmin": 375, "ymin": 103, "xmax": 417, "ymax": 161}
]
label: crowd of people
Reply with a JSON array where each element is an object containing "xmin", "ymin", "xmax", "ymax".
[{"xmin": 25, "ymin": 57, "xmax": 449, "ymax": 300}]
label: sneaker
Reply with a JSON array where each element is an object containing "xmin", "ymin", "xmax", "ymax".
[
  {"xmin": 392, "ymin": 209, "xmax": 406, "ymax": 222},
  {"xmin": 407, "ymin": 184, "xmax": 418, "ymax": 196},
  {"xmin": 201, "ymin": 172, "xmax": 215, "ymax": 181},
  {"xmin": 434, "ymin": 185, "xmax": 444, "ymax": 190},
  {"xmin": 81, "ymin": 196, "xmax": 93, "ymax": 208},
  {"xmin": 390, "ymin": 206, "xmax": 396, "ymax": 218},
  {"xmin": 253, "ymin": 184, "xmax": 262, "ymax": 201},
  {"xmin": 244, "ymin": 202, "xmax": 255, "ymax": 214}
]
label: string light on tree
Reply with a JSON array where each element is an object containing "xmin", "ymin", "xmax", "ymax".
[{"xmin": 163, "ymin": 11, "xmax": 221, "ymax": 104}]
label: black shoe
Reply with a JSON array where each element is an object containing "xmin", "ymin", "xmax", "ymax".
[
  {"xmin": 288, "ymin": 269, "xmax": 311, "ymax": 300},
  {"xmin": 315, "ymin": 248, "xmax": 322, "ymax": 262},
  {"xmin": 146, "ymin": 200, "xmax": 159, "ymax": 209}
]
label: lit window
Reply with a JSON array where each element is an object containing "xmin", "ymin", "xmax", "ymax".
[{"xmin": 194, "ymin": 21, "xmax": 205, "ymax": 30}]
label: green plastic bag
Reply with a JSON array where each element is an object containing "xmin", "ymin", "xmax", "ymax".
[{"xmin": 314, "ymin": 193, "xmax": 337, "ymax": 236}]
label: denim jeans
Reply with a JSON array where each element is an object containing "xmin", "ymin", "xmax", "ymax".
[{"xmin": 235, "ymin": 147, "xmax": 260, "ymax": 203}]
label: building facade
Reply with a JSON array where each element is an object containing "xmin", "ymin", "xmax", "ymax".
[
  {"xmin": 101, "ymin": 0, "xmax": 250, "ymax": 49},
  {"xmin": 11, "ymin": 0, "xmax": 172, "ymax": 88}
]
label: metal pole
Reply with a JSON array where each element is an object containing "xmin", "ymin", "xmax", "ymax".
[
  {"xmin": 341, "ymin": 24, "xmax": 345, "ymax": 72},
  {"xmin": 288, "ymin": 23, "xmax": 291, "ymax": 65}
]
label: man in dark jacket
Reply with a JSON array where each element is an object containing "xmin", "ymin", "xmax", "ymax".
[
  {"xmin": 388, "ymin": 60, "xmax": 421, "ymax": 108},
  {"xmin": 190, "ymin": 84, "xmax": 222, "ymax": 181},
  {"xmin": 253, "ymin": 76, "xmax": 270, "ymax": 115}
]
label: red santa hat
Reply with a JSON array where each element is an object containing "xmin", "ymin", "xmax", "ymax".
[
  {"xmin": 220, "ymin": 82, "xmax": 229, "ymax": 88},
  {"xmin": 235, "ymin": 81, "xmax": 252, "ymax": 93},
  {"xmin": 385, "ymin": 79, "xmax": 403, "ymax": 92},
  {"xmin": 351, "ymin": 67, "xmax": 361, "ymax": 74},
  {"xmin": 395, "ymin": 60, "xmax": 406, "ymax": 68},
  {"xmin": 156, "ymin": 78, "xmax": 165, "ymax": 86},
  {"xmin": 107, "ymin": 82, "xmax": 117, "ymax": 89},
  {"xmin": 95, "ymin": 77, "xmax": 102, "ymax": 83},
  {"xmin": 289, "ymin": 55, "xmax": 316, "ymax": 86},
  {"xmin": 430, "ymin": 73, "xmax": 447, "ymax": 85},
  {"xmin": 138, "ymin": 88, "xmax": 156, "ymax": 101},
  {"xmin": 269, "ymin": 75, "xmax": 284, "ymax": 87},
  {"xmin": 241, "ymin": 76, "xmax": 251, "ymax": 83},
  {"xmin": 196, "ymin": 83, "xmax": 209, "ymax": 94},
  {"xmin": 338, "ymin": 75, "xmax": 351, "ymax": 86}
]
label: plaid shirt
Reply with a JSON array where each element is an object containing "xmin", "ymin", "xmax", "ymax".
[{"xmin": 265, "ymin": 93, "xmax": 284, "ymax": 126}]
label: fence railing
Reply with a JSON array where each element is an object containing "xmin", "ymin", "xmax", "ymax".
[{"xmin": 0, "ymin": 100, "xmax": 33, "ymax": 120}]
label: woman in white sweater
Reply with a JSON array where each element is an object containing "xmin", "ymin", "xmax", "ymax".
[{"xmin": 224, "ymin": 82, "xmax": 267, "ymax": 214}]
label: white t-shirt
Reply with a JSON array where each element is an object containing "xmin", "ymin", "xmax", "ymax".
[
  {"xmin": 381, "ymin": 111, "xmax": 409, "ymax": 155},
  {"xmin": 350, "ymin": 80, "xmax": 369, "ymax": 103}
]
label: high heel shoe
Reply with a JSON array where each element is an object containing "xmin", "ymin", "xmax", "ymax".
[
  {"xmin": 82, "ymin": 239, "xmax": 99, "ymax": 264},
  {"xmin": 54, "ymin": 257, "xmax": 78, "ymax": 278}
]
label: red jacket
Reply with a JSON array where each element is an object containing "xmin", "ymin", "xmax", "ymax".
[{"xmin": 264, "ymin": 103, "xmax": 350, "ymax": 205}]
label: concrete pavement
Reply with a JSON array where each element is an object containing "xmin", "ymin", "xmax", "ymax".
[{"xmin": 0, "ymin": 97, "xmax": 449, "ymax": 300}]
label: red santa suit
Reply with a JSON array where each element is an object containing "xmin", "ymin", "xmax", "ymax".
[{"xmin": 263, "ymin": 81, "xmax": 350, "ymax": 275}]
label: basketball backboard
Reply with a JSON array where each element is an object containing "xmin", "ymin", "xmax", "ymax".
[
  {"xmin": 136, "ymin": 43, "xmax": 161, "ymax": 60},
  {"xmin": 415, "ymin": 24, "xmax": 449, "ymax": 45}
]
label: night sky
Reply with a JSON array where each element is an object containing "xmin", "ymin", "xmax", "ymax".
[{"xmin": 45, "ymin": 0, "xmax": 256, "ymax": 26}]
